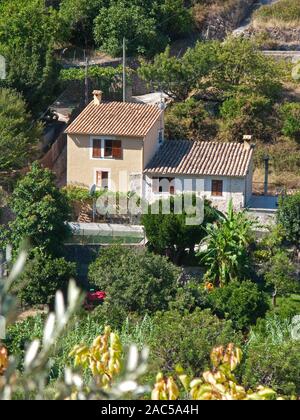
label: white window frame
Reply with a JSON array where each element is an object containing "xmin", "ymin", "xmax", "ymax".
[
  {"xmin": 90, "ymin": 136, "xmax": 122, "ymax": 161},
  {"xmin": 94, "ymin": 168, "xmax": 112, "ymax": 190}
]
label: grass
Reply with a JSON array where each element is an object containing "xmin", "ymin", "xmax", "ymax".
[{"xmin": 253, "ymin": 0, "xmax": 300, "ymax": 29}]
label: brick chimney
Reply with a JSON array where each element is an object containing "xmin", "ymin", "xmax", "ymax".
[{"xmin": 93, "ymin": 90, "xmax": 103, "ymax": 105}]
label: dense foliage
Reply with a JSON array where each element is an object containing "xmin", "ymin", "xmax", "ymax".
[
  {"xmin": 142, "ymin": 196, "xmax": 219, "ymax": 263},
  {"xmin": 200, "ymin": 201, "xmax": 255, "ymax": 287},
  {"xmin": 0, "ymin": 0, "xmax": 61, "ymax": 113},
  {"xmin": 1, "ymin": 163, "xmax": 71, "ymax": 256},
  {"xmin": 0, "ymin": 88, "xmax": 42, "ymax": 172},
  {"xmin": 88, "ymin": 245, "xmax": 180, "ymax": 319},
  {"xmin": 13, "ymin": 252, "xmax": 76, "ymax": 306},
  {"xmin": 277, "ymin": 193, "xmax": 300, "ymax": 249},
  {"xmin": 207, "ymin": 281, "xmax": 269, "ymax": 331}
]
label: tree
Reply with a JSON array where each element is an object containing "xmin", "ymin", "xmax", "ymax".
[
  {"xmin": 0, "ymin": 88, "xmax": 42, "ymax": 172},
  {"xmin": 264, "ymin": 251, "xmax": 299, "ymax": 307},
  {"xmin": 211, "ymin": 37, "xmax": 282, "ymax": 100},
  {"xmin": 165, "ymin": 98, "xmax": 217, "ymax": 141},
  {"xmin": 207, "ymin": 281, "xmax": 269, "ymax": 331},
  {"xmin": 200, "ymin": 201, "xmax": 255, "ymax": 287},
  {"xmin": 13, "ymin": 251, "xmax": 76, "ymax": 306},
  {"xmin": 88, "ymin": 245, "xmax": 180, "ymax": 317},
  {"xmin": 59, "ymin": 0, "xmax": 105, "ymax": 47},
  {"xmin": 142, "ymin": 196, "xmax": 220, "ymax": 264},
  {"xmin": 219, "ymin": 92, "xmax": 274, "ymax": 142},
  {"xmin": 5, "ymin": 163, "xmax": 71, "ymax": 256},
  {"xmin": 138, "ymin": 42, "xmax": 218, "ymax": 100},
  {"xmin": 93, "ymin": 0, "xmax": 192, "ymax": 57},
  {"xmin": 0, "ymin": 0, "xmax": 61, "ymax": 113},
  {"xmin": 139, "ymin": 37, "xmax": 282, "ymax": 102},
  {"xmin": 277, "ymin": 192, "xmax": 300, "ymax": 249},
  {"xmin": 279, "ymin": 102, "xmax": 300, "ymax": 142},
  {"xmin": 94, "ymin": 1, "xmax": 159, "ymax": 57}
]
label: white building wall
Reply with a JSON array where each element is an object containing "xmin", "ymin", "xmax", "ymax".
[{"xmin": 144, "ymin": 174, "xmax": 247, "ymax": 213}]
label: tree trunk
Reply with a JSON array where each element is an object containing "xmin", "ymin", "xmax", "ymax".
[{"xmin": 272, "ymin": 288, "xmax": 277, "ymax": 308}]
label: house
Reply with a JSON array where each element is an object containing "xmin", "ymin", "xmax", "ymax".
[
  {"xmin": 66, "ymin": 91, "xmax": 254, "ymax": 212},
  {"xmin": 66, "ymin": 91, "xmax": 164, "ymax": 196}
]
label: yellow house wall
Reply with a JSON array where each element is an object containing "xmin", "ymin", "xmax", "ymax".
[
  {"xmin": 67, "ymin": 134, "xmax": 144, "ymax": 192},
  {"xmin": 143, "ymin": 117, "xmax": 163, "ymax": 168}
]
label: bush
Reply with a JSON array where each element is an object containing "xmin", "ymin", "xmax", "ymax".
[
  {"xmin": 280, "ymin": 103, "xmax": 300, "ymax": 141},
  {"xmin": 148, "ymin": 309, "xmax": 241, "ymax": 376},
  {"xmin": 88, "ymin": 246, "xmax": 180, "ymax": 318},
  {"xmin": 14, "ymin": 253, "xmax": 77, "ymax": 306},
  {"xmin": 142, "ymin": 196, "xmax": 219, "ymax": 264},
  {"xmin": 242, "ymin": 340, "xmax": 300, "ymax": 396},
  {"xmin": 6, "ymin": 163, "xmax": 71, "ymax": 257},
  {"xmin": 165, "ymin": 99, "xmax": 217, "ymax": 141},
  {"xmin": 207, "ymin": 281, "xmax": 269, "ymax": 331},
  {"xmin": 219, "ymin": 92, "xmax": 273, "ymax": 142},
  {"xmin": 277, "ymin": 192, "xmax": 300, "ymax": 248}
]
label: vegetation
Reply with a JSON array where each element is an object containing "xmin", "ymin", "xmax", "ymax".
[
  {"xmin": 253, "ymin": 0, "xmax": 300, "ymax": 28},
  {"xmin": 88, "ymin": 245, "xmax": 180, "ymax": 321},
  {"xmin": 207, "ymin": 281, "xmax": 269, "ymax": 331},
  {"xmin": 277, "ymin": 192, "xmax": 300, "ymax": 249},
  {"xmin": 200, "ymin": 201, "xmax": 255, "ymax": 287},
  {"xmin": 0, "ymin": 88, "xmax": 42, "ymax": 173},
  {"xmin": 12, "ymin": 252, "xmax": 77, "ymax": 306},
  {"xmin": 142, "ymin": 196, "xmax": 219, "ymax": 263},
  {"xmin": 0, "ymin": 163, "xmax": 71, "ymax": 256},
  {"xmin": 0, "ymin": 0, "xmax": 61, "ymax": 113}
]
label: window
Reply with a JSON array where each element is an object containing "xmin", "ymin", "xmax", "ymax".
[
  {"xmin": 211, "ymin": 180, "xmax": 223, "ymax": 197},
  {"xmin": 92, "ymin": 139, "xmax": 102, "ymax": 159},
  {"xmin": 92, "ymin": 139, "xmax": 122, "ymax": 159},
  {"xmin": 104, "ymin": 140, "xmax": 122, "ymax": 159},
  {"xmin": 152, "ymin": 177, "xmax": 175, "ymax": 194},
  {"xmin": 96, "ymin": 171, "xmax": 109, "ymax": 189}
]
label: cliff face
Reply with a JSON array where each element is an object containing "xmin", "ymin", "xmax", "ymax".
[{"xmin": 194, "ymin": 0, "xmax": 256, "ymax": 40}]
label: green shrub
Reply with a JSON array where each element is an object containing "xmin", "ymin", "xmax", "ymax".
[
  {"xmin": 165, "ymin": 99, "xmax": 217, "ymax": 141},
  {"xmin": 207, "ymin": 281, "xmax": 269, "ymax": 331},
  {"xmin": 264, "ymin": 250, "xmax": 299, "ymax": 300},
  {"xmin": 148, "ymin": 308, "xmax": 241, "ymax": 376},
  {"xmin": 241, "ymin": 312, "xmax": 300, "ymax": 396},
  {"xmin": 279, "ymin": 102, "xmax": 300, "ymax": 141},
  {"xmin": 88, "ymin": 245, "xmax": 180, "ymax": 318},
  {"xmin": 277, "ymin": 192, "xmax": 300, "ymax": 248},
  {"xmin": 220, "ymin": 92, "xmax": 273, "ymax": 142},
  {"xmin": 14, "ymin": 253, "xmax": 77, "ymax": 306},
  {"xmin": 142, "ymin": 196, "xmax": 219, "ymax": 264}
]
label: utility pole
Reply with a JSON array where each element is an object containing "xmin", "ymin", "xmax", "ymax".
[
  {"xmin": 85, "ymin": 52, "xmax": 89, "ymax": 107},
  {"xmin": 123, "ymin": 38, "xmax": 126, "ymax": 103}
]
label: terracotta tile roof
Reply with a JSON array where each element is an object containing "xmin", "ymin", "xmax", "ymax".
[
  {"xmin": 65, "ymin": 101, "xmax": 162, "ymax": 137},
  {"xmin": 144, "ymin": 140, "xmax": 254, "ymax": 177}
]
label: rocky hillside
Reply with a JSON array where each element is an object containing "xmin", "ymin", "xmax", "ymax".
[
  {"xmin": 245, "ymin": 0, "xmax": 300, "ymax": 49},
  {"xmin": 192, "ymin": 0, "xmax": 256, "ymax": 40}
]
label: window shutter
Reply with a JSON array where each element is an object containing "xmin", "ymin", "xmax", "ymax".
[
  {"xmin": 112, "ymin": 140, "xmax": 122, "ymax": 159},
  {"xmin": 93, "ymin": 139, "xmax": 102, "ymax": 158}
]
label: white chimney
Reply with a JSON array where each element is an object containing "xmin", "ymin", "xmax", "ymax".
[{"xmin": 93, "ymin": 90, "xmax": 103, "ymax": 105}]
